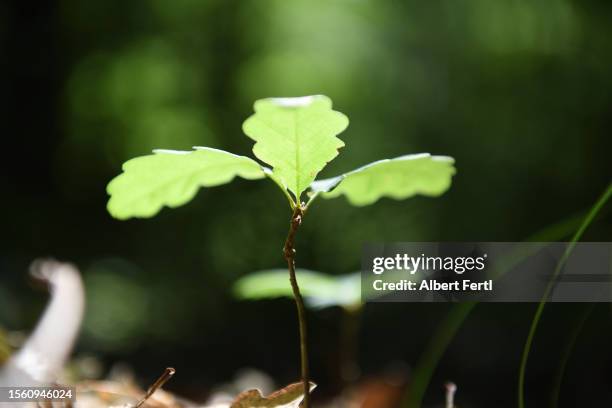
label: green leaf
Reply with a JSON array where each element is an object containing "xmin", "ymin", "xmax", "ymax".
[
  {"xmin": 242, "ymin": 95, "xmax": 349, "ymax": 201},
  {"xmin": 107, "ymin": 147, "xmax": 265, "ymax": 219},
  {"xmin": 310, "ymin": 153, "xmax": 456, "ymax": 206},
  {"xmin": 233, "ymin": 269, "xmax": 362, "ymax": 309}
]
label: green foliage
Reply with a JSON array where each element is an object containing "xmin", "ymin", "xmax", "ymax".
[
  {"xmin": 107, "ymin": 147, "xmax": 265, "ymax": 219},
  {"xmin": 106, "ymin": 95, "xmax": 456, "ymax": 219},
  {"xmin": 310, "ymin": 154, "xmax": 456, "ymax": 206},
  {"xmin": 518, "ymin": 183, "xmax": 612, "ymax": 408},
  {"xmin": 243, "ymin": 95, "xmax": 348, "ymax": 200},
  {"xmin": 404, "ymin": 187, "xmax": 612, "ymax": 408},
  {"xmin": 234, "ymin": 269, "xmax": 361, "ymax": 309}
]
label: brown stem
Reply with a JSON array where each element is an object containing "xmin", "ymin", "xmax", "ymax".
[
  {"xmin": 283, "ymin": 205, "xmax": 310, "ymax": 408},
  {"xmin": 135, "ymin": 367, "xmax": 175, "ymax": 408}
]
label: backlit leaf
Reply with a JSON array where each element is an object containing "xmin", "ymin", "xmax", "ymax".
[
  {"xmin": 234, "ymin": 269, "xmax": 361, "ymax": 309},
  {"xmin": 242, "ymin": 95, "xmax": 349, "ymax": 200},
  {"xmin": 107, "ymin": 147, "xmax": 265, "ymax": 219},
  {"xmin": 310, "ymin": 153, "xmax": 456, "ymax": 206}
]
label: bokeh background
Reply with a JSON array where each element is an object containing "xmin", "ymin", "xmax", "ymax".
[{"xmin": 2, "ymin": 0, "xmax": 612, "ymax": 407}]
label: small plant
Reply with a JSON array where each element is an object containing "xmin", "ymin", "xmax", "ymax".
[{"xmin": 106, "ymin": 95, "xmax": 456, "ymax": 407}]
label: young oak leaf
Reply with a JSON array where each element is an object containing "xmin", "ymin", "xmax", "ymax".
[
  {"xmin": 309, "ymin": 153, "xmax": 456, "ymax": 206},
  {"xmin": 242, "ymin": 95, "xmax": 349, "ymax": 201},
  {"xmin": 233, "ymin": 269, "xmax": 362, "ymax": 310},
  {"xmin": 107, "ymin": 147, "xmax": 265, "ymax": 219},
  {"xmin": 230, "ymin": 381, "xmax": 316, "ymax": 408}
]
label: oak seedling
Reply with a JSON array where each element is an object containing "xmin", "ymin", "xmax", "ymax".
[{"xmin": 106, "ymin": 95, "xmax": 456, "ymax": 407}]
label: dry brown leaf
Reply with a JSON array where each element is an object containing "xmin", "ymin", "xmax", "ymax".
[{"xmin": 230, "ymin": 381, "xmax": 316, "ymax": 408}]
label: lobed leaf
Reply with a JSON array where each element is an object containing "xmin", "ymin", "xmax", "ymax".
[
  {"xmin": 310, "ymin": 153, "xmax": 456, "ymax": 206},
  {"xmin": 242, "ymin": 95, "xmax": 349, "ymax": 201},
  {"xmin": 233, "ymin": 269, "xmax": 361, "ymax": 309},
  {"xmin": 107, "ymin": 147, "xmax": 265, "ymax": 219}
]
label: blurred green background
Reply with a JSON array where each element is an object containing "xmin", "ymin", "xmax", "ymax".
[{"xmin": 1, "ymin": 0, "xmax": 611, "ymax": 407}]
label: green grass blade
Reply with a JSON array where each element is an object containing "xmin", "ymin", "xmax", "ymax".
[
  {"xmin": 549, "ymin": 304, "xmax": 594, "ymax": 408},
  {"xmin": 518, "ymin": 183, "xmax": 612, "ymax": 408},
  {"xmin": 403, "ymin": 184, "xmax": 611, "ymax": 408}
]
